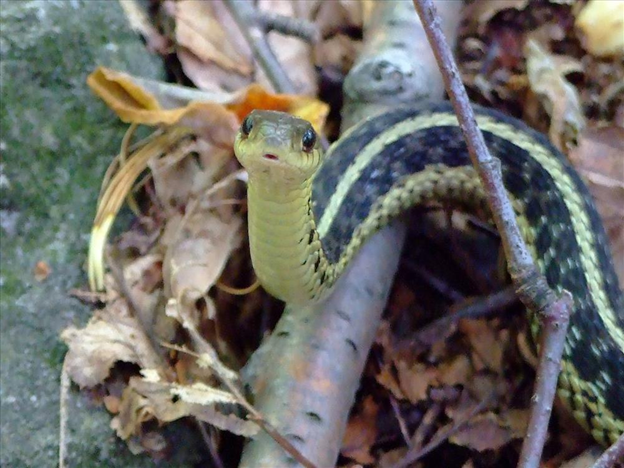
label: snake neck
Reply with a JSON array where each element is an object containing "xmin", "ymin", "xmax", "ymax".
[{"xmin": 247, "ymin": 178, "xmax": 332, "ymax": 304}]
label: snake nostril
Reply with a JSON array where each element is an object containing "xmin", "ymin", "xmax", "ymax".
[{"xmin": 263, "ymin": 153, "xmax": 279, "ymax": 161}]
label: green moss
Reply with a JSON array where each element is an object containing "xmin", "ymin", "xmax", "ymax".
[{"xmin": 0, "ymin": 1, "xmax": 199, "ymax": 466}]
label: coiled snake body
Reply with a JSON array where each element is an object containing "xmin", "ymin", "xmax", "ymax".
[{"xmin": 234, "ymin": 102, "xmax": 624, "ymax": 445}]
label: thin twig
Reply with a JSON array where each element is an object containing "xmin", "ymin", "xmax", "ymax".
[
  {"xmin": 404, "ymin": 260, "xmax": 464, "ymax": 302},
  {"xmin": 591, "ymin": 433, "xmax": 624, "ymax": 468},
  {"xmin": 392, "ymin": 393, "xmax": 493, "ymax": 468},
  {"xmin": 389, "ymin": 396, "xmax": 413, "ymax": 448},
  {"xmin": 413, "ymin": 285, "xmax": 518, "ymax": 346},
  {"xmin": 410, "ymin": 402, "xmax": 443, "ymax": 449},
  {"xmin": 59, "ymin": 359, "xmax": 70, "ymax": 468},
  {"xmin": 411, "ymin": 1, "xmax": 573, "ymax": 466},
  {"xmin": 196, "ymin": 420, "xmax": 225, "ymax": 468},
  {"xmin": 223, "ymin": 0, "xmax": 295, "ymax": 93},
  {"xmin": 256, "ymin": 11, "xmax": 320, "ymax": 44},
  {"xmin": 518, "ymin": 293, "xmax": 572, "ymax": 467}
]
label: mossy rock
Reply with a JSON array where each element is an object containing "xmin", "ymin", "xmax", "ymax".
[{"xmin": 0, "ymin": 1, "xmax": 199, "ymax": 466}]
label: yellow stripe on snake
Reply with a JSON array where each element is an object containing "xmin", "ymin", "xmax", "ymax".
[{"xmin": 233, "ymin": 102, "xmax": 623, "ymax": 445}]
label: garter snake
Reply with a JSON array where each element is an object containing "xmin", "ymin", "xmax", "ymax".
[{"xmin": 233, "ymin": 102, "xmax": 624, "ymax": 445}]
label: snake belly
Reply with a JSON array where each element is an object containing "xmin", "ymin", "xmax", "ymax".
[{"xmin": 236, "ymin": 102, "xmax": 624, "ymax": 445}]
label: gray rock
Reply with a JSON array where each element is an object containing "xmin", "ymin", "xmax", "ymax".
[{"xmin": 0, "ymin": 1, "xmax": 200, "ymax": 466}]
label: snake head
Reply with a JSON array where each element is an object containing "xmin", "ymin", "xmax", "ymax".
[{"xmin": 234, "ymin": 110, "xmax": 323, "ymax": 187}]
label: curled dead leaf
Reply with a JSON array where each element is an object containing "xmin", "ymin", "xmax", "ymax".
[
  {"xmin": 449, "ymin": 412, "xmax": 514, "ymax": 452},
  {"xmin": 524, "ymin": 38, "xmax": 585, "ymax": 151},
  {"xmin": 61, "ymin": 299, "xmax": 165, "ymax": 388},
  {"xmin": 163, "ymin": 210, "xmax": 242, "ymax": 309},
  {"xmin": 111, "ymin": 377, "xmax": 258, "ymax": 440},
  {"xmin": 171, "ymin": 0, "xmax": 252, "ymax": 76},
  {"xmin": 396, "ymin": 361, "xmax": 438, "ymax": 404},
  {"xmin": 87, "ymin": 67, "xmax": 328, "ymax": 132}
]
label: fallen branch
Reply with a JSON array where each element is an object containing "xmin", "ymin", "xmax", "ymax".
[
  {"xmin": 411, "ymin": 1, "xmax": 574, "ymax": 466},
  {"xmin": 391, "ymin": 392, "xmax": 494, "ymax": 468},
  {"xmin": 238, "ymin": 2, "xmax": 461, "ymax": 466},
  {"xmin": 256, "ymin": 11, "xmax": 320, "ymax": 44}
]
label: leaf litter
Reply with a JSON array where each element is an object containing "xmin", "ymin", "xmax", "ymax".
[{"xmin": 61, "ymin": 0, "xmax": 623, "ymax": 466}]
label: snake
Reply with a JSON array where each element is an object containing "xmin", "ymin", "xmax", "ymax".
[{"xmin": 233, "ymin": 102, "xmax": 623, "ymax": 445}]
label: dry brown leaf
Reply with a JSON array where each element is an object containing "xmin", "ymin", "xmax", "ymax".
[
  {"xmin": 112, "ymin": 376, "xmax": 258, "ymax": 440},
  {"xmin": 396, "ymin": 361, "xmax": 438, "ymax": 404},
  {"xmin": 119, "ymin": 0, "xmax": 169, "ymax": 54},
  {"xmin": 87, "ymin": 67, "xmax": 328, "ymax": 132},
  {"xmin": 103, "ymin": 395, "xmax": 121, "ymax": 414},
  {"xmin": 449, "ymin": 412, "xmax": 514, "ymax": 452},
  {"xmin": 33, "ymin": 260, "xmax": 51, "ymax": 282},
  {"xmin": 172, "ymin": 0, "xmax": 252, "ymax": 76},
  {"xmin": 166, "ymin": 0, "xmax": 255, "ymax": 93},
  {"xmin": 341, "ymin": 396, "xmax": 379, "ymax": 464},
  {"xmin": 558, "ymin": 446, "xmax": 602, "ymax": 468},
  {"xmin": 163, "ymin": 210, "xmax": 242, "ymax": 309},
  {"xmin": 312, "ymin": 0, "xmax": 364, "ymax": 35},
  {"xmin": 576, "ymin": 0, "xmax": 624, "ymax": 58},
  {"xmin": 177, "ymin": 50, "xmax": 252, "ymax": 94},
  {"xmin": 314, "ymin": 34, "xmax": 361, "ymax": 76},
  {"xmin": 61, "ymin": 299, "xmax": 164, "ymax": 388},
  {"xmin": 87, "ymin": 67, "xmax": 328, "ymax": 291},
  {"xmin": 438, "ymin": 354, "xmax": 472, "ymax": 386},
  {"xmin": 460, "ymin": 319, "xmax": 504, "ymax": 373},
  {"xmin": 499, "ymin": 408, "xmax": 530, "ymax": 438},
  {"xmin": 148, "ymin": 141, "xmax": 221, "ymax": 214},
  {"xmin": 569, "ymin": 126, "xmax": 624, "ymax": 287},
  {"xmin": 375, "ymin": 364, "xmax": 405, "ymax": 401},
  {"xmin": 524, "ymin": 38, "xmax": 585, "ymax": 151}
]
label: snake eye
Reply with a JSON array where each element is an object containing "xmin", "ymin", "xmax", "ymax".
[
  {"xmin": 241, "ymin": 116, "xmax": 253, "ymax": 136},
  {"xmin": 302, "ymin": 128, "xmax": 316, "ymax": 152}
]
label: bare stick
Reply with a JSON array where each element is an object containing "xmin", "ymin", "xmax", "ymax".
[
  {"xmin": 223, "ymin": 0, "xmax": 295, "ymax": 93},
  {"xmin": 413, "ymin": 285, "xmax": 518, "ymax": 347},
  {"xmin": 591, "ymin": 433, "xmax": 624, "ymax": 468},
  {"xmin": 411, "ymin": 1, "xmax": 574, "ymax": 466},
  {"xmin": 238, "ymin": 2, "xmax": 462, "ymax": 466},
  {"xmin": 59, "ymin": 359, "xmax": 70, "ymax": 468},
  {"xmin": 391, "ymin": 393, "xmax": 493, "ymax": 468},
  {"xmin": 517, "ymin": 292, "xmax": 572, "ymax": 467},
  {"xmin": 195, "ymin": 421, "xmax": 225, "ymax": 468},
  {"xmin": 256, "ymin": 11, "xmax": 320, "ymax": 44}
]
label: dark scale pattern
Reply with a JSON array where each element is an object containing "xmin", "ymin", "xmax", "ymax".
[
  {"xmin": 582, "ymin": 178, "xmax": 624, "ymax": 321},
  {"xmin": 310, "ymin": 102, "xmax": 624, "ymax": 423},
  {"xmin": 312, "ymin": 106, "xmax": 424, "ymax": 220}
]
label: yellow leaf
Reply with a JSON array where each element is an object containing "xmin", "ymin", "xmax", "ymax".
[
  {"xmin": 576, "ymin": 0, "xmax": 624, "ymax": 58},
  {"xmin": 87, "ymin": 66, "xmax": 329, "ymax": 130}
]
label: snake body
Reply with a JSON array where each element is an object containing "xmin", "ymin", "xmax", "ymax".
[{"xmin": 233, "ymin": 102, "xmax": 624, "ymax": 445}]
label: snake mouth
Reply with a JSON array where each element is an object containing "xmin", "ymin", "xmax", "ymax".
[{"xmin": 263, "ymin": 153, "xmax": 279, "ymax": 161}]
